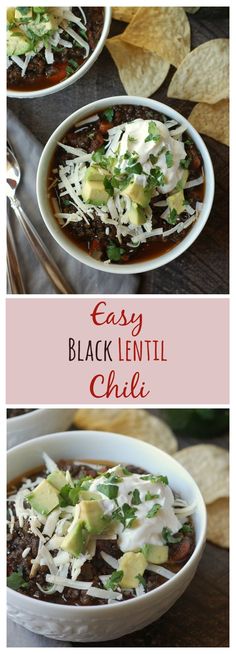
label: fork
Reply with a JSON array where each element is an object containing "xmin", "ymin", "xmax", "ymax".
[{"xmin": 7, "ymin": 141, "xmax": 74, "ymax": 294}]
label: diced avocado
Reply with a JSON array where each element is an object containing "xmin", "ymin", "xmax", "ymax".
[
  {"xmin": 167, "ymin": 190, "xmax": 185, "ymax": 215},
  {"xmin": 82, "ymin": 180, "xmax": 109, "ymax": 205},
  {"xmin": 79, "ymin": 500, "xmax": 105, "ymax": 535},
  {"xmin": 28, "ymin": 479, "xmax": 59, "ymax": 516},
  {"xmin": 7, "ymin": 8, "xmax": 15, "ymax": 24},
  {"xmin": 61, "ymin": 520, "xmax": 88, "ymax": 557},
  {"xmin": 29, "ymin": 15, "xmax": 57, "ymax": 37},
  {"xmin": 86, "ymin": 165, "xmax": 107, "ymax": 183},
  {"xmin": 128, "ymin": 203, "xmax": 146, "ymax": 226},
  {"xmin": 7, "ymin": 29, "xmax": 31, "ymax": 56},
  {"xmin": 15, "ymin": 7, "xmax": 33, "ymax": 21},
  {"xmin": 181, "ymin": 170, "xmax": 189, "ymax": 187},
  {"xmin": 47, "ymin": 469, "xmax": 66, "ymax": 491},
  {"xmin": 142, "ymin": 544, "xmax": 168, "ymax": 565},
  {"xmin": 121, "ymin": 181, "xmax": 152, "ymax": 209},
  {"xmin": 118, "ymin": 552, "xmax": 147, "ymax": 589}
]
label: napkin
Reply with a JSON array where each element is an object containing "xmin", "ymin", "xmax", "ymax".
[{"xmin": 7, "ymin": 110, "xmax": 140, "ymax": 295}]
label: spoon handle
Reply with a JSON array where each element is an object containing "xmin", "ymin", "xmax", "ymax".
[
  {"xmin": 9, "ymin": 197, "xmax": 74, "ymax": 294},
  {"xmin": 7, "ymin": 218, "xmax": 26, "ymax": 294}
]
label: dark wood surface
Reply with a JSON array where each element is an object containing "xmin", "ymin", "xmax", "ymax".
[
  {"xmin": 8, "ymin": 7, "xmax": 229, "ymax": 295},
  {"xmin": 71, "ymin": 410, "xmax": 229, "ymax": 648}
]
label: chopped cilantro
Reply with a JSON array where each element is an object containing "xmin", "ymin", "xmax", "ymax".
[
  {"xmin": 181, "ymin": 523, "xmax": 193, "ymax": 535},
  {"xmin": 140, "ymin": 474, "xmax": 168, "ymax": 485},
  {"xmin": 92, "ymin": 146, "xmax": 108, "ymax": 167},
  {"xmin": 97, "ymin": 483, "xmax": 119, "ymax": 500},
  {"xmin": 128, "ymin": 136, "xmax": 137, "ymax": 143},
  {"xmin": 58, "ymin": 477, "xmax": 92, "ymax": 507},
  {"xmin": 162, "ymin": 527, "xmax": 183, "ymax": 544},
  {"xmin": 145, "ymin": 121, "xmax": 160, "ymax": 143},
  {"xmin": 121, "ymin": 467, "xmax": 132, "ymax": 476},
  {"xmin": 148, "ymin": 167, "xmax": 165, "ymax": 189},
  {"xmin": 106, "ymin": 244, "xmax": 125, "ymax": 262},
  {"xmin": 165, "ymin": 151, "xmax": 173, "ymax": 168},
  {"xmin": 167, "ymin": 209, "xmax": 178, "ymax": 225},
  {"xmin": 180, "ymin": 157, "xmax": 191, "ymax": 169},
  {"xmin": 79, "ymin": 28, "xmax": 88, "ymax": 41},
  {"xmin": 7, "ymin": 571, "xmax": 28, "ymax": 591},
  {"xmin": 102, "ymin": 108, "xmax": 114, "ymax": 122},
  {"xmin": 149, "ymin": 154, "xmax": 158, "ymax": 165},
  {"xmin": 146, "ymin": 503, "xmax": 161, "ymax": 518},
  {"xmin": 136, "ymin": 574, "xmax": 146, "ymax": 589},
  {"xmin": 145, "ymin": 491, "xmax": 160, "ymax": 501},
  {"xmin": 68, "ymin": 58, "xmax": 78, "ymax": 70},
  {"xmin": 104, "ymin": 176, "xmax": 114, "ymax": 197},
  {"xmin": 66, "ymin": 65, "xmax": 75, "ymax": 77},
  {"xmin": 104, "ymin": 570, "xmax": 123, "ymax": 590},
  {"xmin": 112, "ymin": 503, "xmax": 137, "ymax": 529},
  {"xmin": 131, "ymin": 489, "xmax": 141, "ymax": 505}
]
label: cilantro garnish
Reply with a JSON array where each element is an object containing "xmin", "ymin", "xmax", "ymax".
[
  {"xmin": 131, "ymin": 489, "xmax": 141, "ymax": 506},
  {"xmin": 149, "ymin": 154, "xmax": 158, "ymax": 165},
  {"xmin": 112, "ymin": 503, "xmax": 137, "ymax": 529},
  {"xmin": 102, "ymin": 108, "xmax": 114, "ymax": 123},
  {"xmin": 92, "ymin": 146, "xmax": 108, "ymax": 168},
  {"xmin": 135, "ymin": 574, "xmax": 146, "ymax": 589},
  {"xmin": 66, "ymin": 65, "xmax": 75, "ymax": 77},
  {"xmin": 146, "ymin": 503, "xmax": 161, "ymax": 518},
  {"xmin": 68, "ymin": 58, "xmax": 78, "ymax": 70},
  {"xmin": 106, "ymin": 244, "xmax": 125, "ymax": 262},
  {"xmin": 58, "ymin": 477, "xmax": 92, "ymax": 507},
  {"xmin": 97, "ymin": 483, "xmax": 119, "ymax": 500},
  {"xmin": 128, "ymin": 136, "xmax": 137, "ymax": 143},
  {"xmin": 148, "ymin": 167, "xmax": 165, "ymax": 189},
  {"xmin": 103, "ymin": 176, "xmax": 114, "ymax": 197},
  {"xmin": 180, "ymin": 158, "xmax": 191, "ymax": 169},
  {"xmin": 167, "ymin": 209, "xmax": 178, "ymax": 225},
  {"xmin": 145, "ymin": 121, "xmax": 160, "ymax": 143},
  {"xmin": 181, "ymin": 523, "xmax": 193, "ymax": 535},
  {"xmin": 165, "ymin": 151, "xmax": 173, "ymax": 168},
  {"xmin": 104, "ymin": 570, "xmax": 123, "ymax": 590},
  {"xmin": 121, "ymin": 467, "xmax": 132, "ymax": 476},
  {"xmin": 145, "ymin": 491, "xmax": 160, "ymax": 501},
  {"xmin": 7, "ymin": 571, "xmax": 28, "ymax": 591},
  {"xmin": 140, "ymin": 474, "xmax": 168, "ymax": 485},
  {"xmin": 162, "ymin": 527, "xmax": 183, "ymax": 544}
]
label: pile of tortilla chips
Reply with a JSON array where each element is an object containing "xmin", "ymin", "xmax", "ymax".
[
  {"xmin": 73, "ymin": 409, "xmax": 229, "ymax": 548},
  {"xmin": 107, "ymin": 7, "xmax": 229, "ymax": 146}
]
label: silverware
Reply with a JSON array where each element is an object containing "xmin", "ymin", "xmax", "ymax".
[
  {"xmin": 6, "ymin": 143, "xmax": 74, "ymax": 294},
  {"xmin": 7, "ymin": 211, "xmax": 26, "ymax": 293}
]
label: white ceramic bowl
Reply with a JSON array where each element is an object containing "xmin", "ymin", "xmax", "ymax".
[
  {"xmin": 7, "ymin": 8, "xmax": 111, "ymax": 99},
  {"xmin": 7, "ymin": 409, "xmax": 76, "ymax": 448},
  {"xmin": 7, "ymin": 430, "xmax": 207, "ymax": 642},
  {"xmin": 37, "ymin": 95, "xmax": 215, "ymax": 275}
]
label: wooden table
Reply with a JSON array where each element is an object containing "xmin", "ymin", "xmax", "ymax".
[
  {"xmin": 8, "ymin": 7, "xmax": 229, "ymax": 295},
  {"xmin": 71, "ymin": 410, "xmax": 229, "ymax": 648}
]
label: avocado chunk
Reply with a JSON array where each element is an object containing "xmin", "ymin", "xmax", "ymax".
[
  {"xmin": 7, "ymin": 29, "xmax": 31, "ymax": 56},
  {"xmin": 47, "ymin": 469, "xmax": 66, "ymax": 491},
  {"xmin": 82, "ymin": 180, "xmax": 109, "ymax": 205},
  {"xmin": 7, "ymin": 8, "xmax": 16, "ymax": 23},
  {"xmin": 128, "ymin": 203, "xmax": 146, "ymax": 226},
  {"xmin": 79, "ymin": 500, "xmax": 105, "ymax": 535},
  {"xmin": 118, "ymin": 552, "xmax": 147, "ymax": 589},
  {"xmin": 86, "ymin": 165, "xmax": 107, "ymax": 183},
  {"xmin": 142, "ymin": 544, "xmax": 168, "ymax": 565},
  {"xmin": 121, "ymin": 181, "xmax": 152, "ymax": 209},
  {"xmin": 167, "ymin": 190, "xmax": 185, "ymax": 215},
  {"xmin": 15, "ymin": 7, "xmax": 33, "ymax": 21},
  {"xmin": 61, "ymin": 520, "xmax": 88, "ymax": 557},
  {"xmin": 79, "ymin": 490, "xmax": 101, "ymax": 501},
  {"xmin": 28, "ymin": 479, "xmax": 59, "ymax": 516}
]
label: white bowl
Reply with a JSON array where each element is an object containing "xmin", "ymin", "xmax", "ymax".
[
  {"xmin": 7, "ymin": 8, "xmax": 112, "ymax": 99},
  {"xmin": 7, "ymin": 430, "xmax": 207, "ymax": 642},
  {"xmin": 7, "ymin": 409, "xmax": 76, "ymax": 449},
  {"xmin": 37, "ymin": 95, "xmax": 215, "ymax": 275}
]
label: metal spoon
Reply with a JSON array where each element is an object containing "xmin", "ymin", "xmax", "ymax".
[
  {"xmin": 7, "ymin": 212, "xmax": 26, "ymax": 293},
  {"xmin": 6, "ymin": 144, "xmax": 74, "ymax": 294}
]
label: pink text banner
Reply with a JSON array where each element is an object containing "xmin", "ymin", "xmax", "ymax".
[{"xmin": 6, "ymin": 297, "xmax": 229, "ymax": 405}]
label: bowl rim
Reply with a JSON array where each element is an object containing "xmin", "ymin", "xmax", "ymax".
[
  {"xmin": 7, "ymin": 408, "xmax": 44, "ymax": 424},
  {"xmin": 7, "ymin": 429, "xmax": 207, "ymax": 612},
  {"xmin": 7, "ymin": 7, "xmax": 112, "ymax": 99},
  {"xmin": 36, "ymin": 95, "xmax": 215, "ymax": 275}
]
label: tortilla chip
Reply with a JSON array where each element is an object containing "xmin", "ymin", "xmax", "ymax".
[
  {"xmin": 120, "ymin": 7, "xmax": 190, "ymax": 68},
  {"xmin": 174, "ymin": 445, "xmax": 229, "ymax": 504},
  {"xmin": 168, "ymin": 38, "xmax": 229, "ymax": 104},
  {"xmin": 185, "ymin": 7, "xmax": 200, "ymax": 13},
  {"xmin": 112, "ymin": 7, "xmax": 138, "ymax": 23},
  {"xmin": 188, "ymin": 100, "xmax": 229, "ymax": 146},
  {"xmin": 73, "ymin": 409, "xmax": 177, "ymax": 454},
  {"xmin": 207, "ymin": 498, "xmax": 229, "ymax": 548},
  {"xmin": 106, "ymin": 36, "xmax": 169, "ymax": 97}
]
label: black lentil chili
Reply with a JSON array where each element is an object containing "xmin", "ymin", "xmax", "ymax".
[
  {"xmin": 7, "ymin": 7, "xmax": 104, "ymax": 92},
  {"xmin": 7, "ymin": 460, "xmax": 194, "ymax": 606},
  {"xmin": 49, "ymin": 104, "xmax": 204, "ymax": 265}
]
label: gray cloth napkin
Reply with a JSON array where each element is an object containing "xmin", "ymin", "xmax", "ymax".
[{"xmin": 7, "ymin": 110, "xmax": 140, "ymax": 294}]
